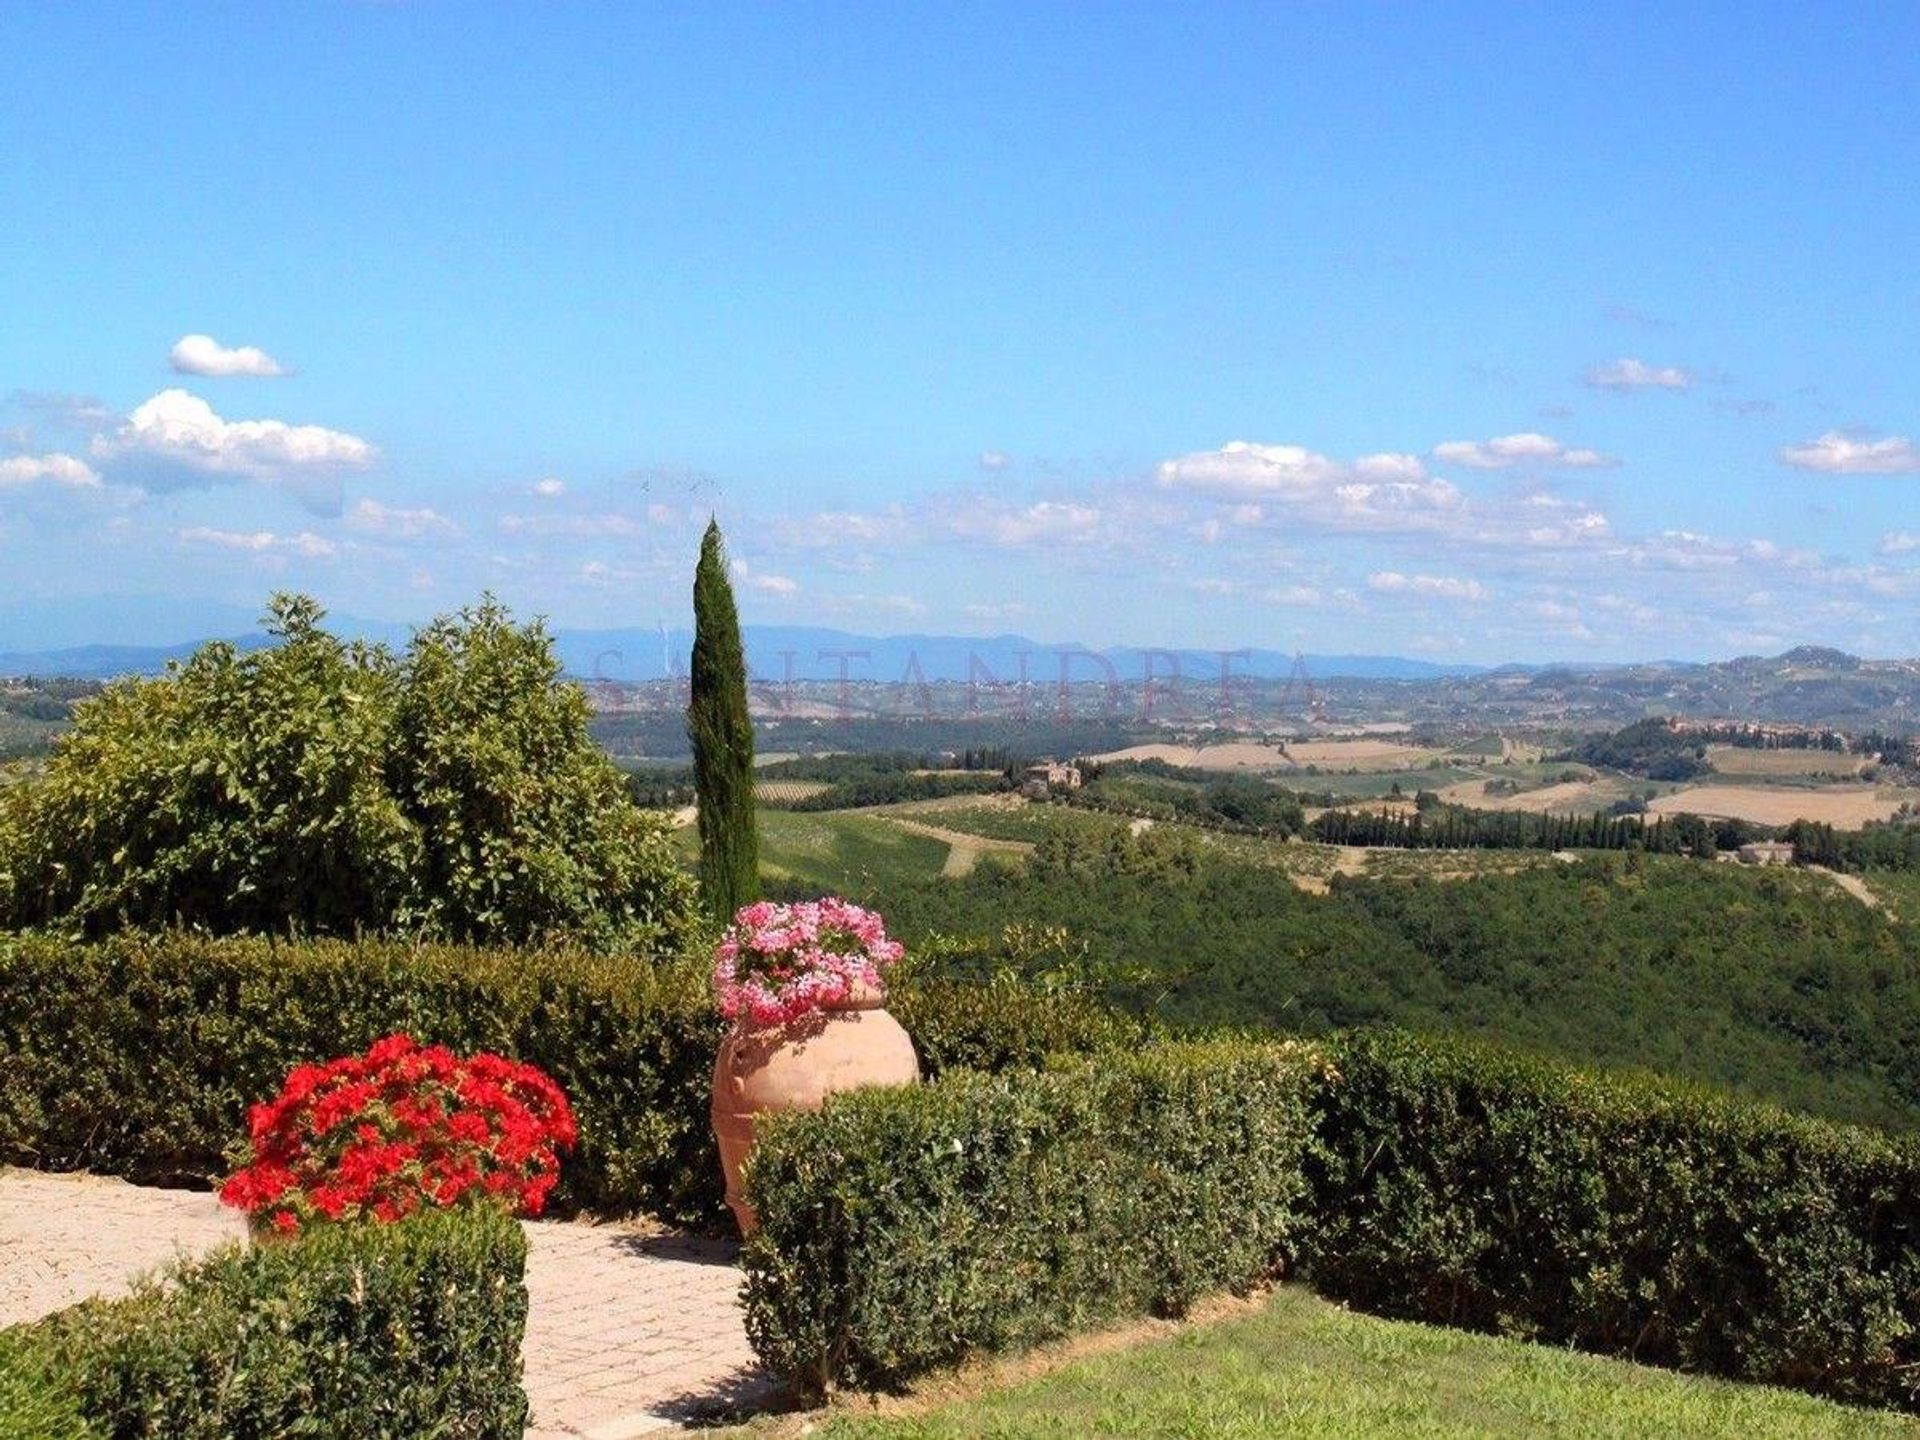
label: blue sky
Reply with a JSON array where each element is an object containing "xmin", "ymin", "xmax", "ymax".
[{"xmin": 4, "ymin": 3, "xmax": 1919, "ymax": 661}]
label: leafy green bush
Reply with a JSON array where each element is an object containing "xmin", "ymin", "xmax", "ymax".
[
  {"xmin": 1305, "ymin": 1029, "xmax": 1920, "ymax": 1412},
  {"xmin": 890, "ymin": 972, "xmax": 1153, "ymax": 1074},
  {"xmin": 740, "ymin": 1040, "xmax": 1325, "ymax": 1392},
  {"xmin": 0, "ymin": 594, "xmax": 692, "ymax": 948},
  {"xmin": 0, "ymin": 1208, "xmax": 527, "ymax": 1439},
  {"xmin": 0, "ymin": 932, "xmax": 1142, "ymax": 1227}
]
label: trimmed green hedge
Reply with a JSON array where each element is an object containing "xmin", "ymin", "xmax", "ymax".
[
  {"xmin": 1306, "ymin": 1028, "xmax": 1920, "ymax": 1413},
  {"xmin": 0, "ymin": 931, "xmax": 726, "ymax": 1222},
  {"xmin": 0, "ymin": 932, "xmax": 1143, "ymax": 1227},
  {"xmin": 740, "ymin": 1040, "xmax": 1325, "ymax": 1392},
  {"xmin": 740, "ymin": 1024, "xmax": 1920, "ymax": 1414},
  {"xmin": 0, "ymin": 1207, "xmax": 527, "ymax": 1439}
]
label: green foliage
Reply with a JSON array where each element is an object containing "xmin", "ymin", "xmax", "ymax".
[
  {"xmin": 855, "ymin": 838, "xmax": 1920, "ymax": 1132},
  {"xmin": 0, "ymin": 595, "xmax": 691, "ymax": 948},
  {"xmin": 0, "ymin": 1208, "xmax": 527, "ymax": 1439},
  {"xmin": 1570, "ymin": 716, "xmax": 1711, "ymax": 780},
  {"xmin": 740, "ymin": 1040, "xmax": 1325, "ymax": 1393},
  {"xmin": 0, "ymin": 1331, "xmax": 85, "ymax": 1440},
  {"xmin": 1306, "ymin": 1029, "xmax": 1920, "ymax": 1412},
  {"xmin": 0, "ymin": 931, "xmax": 728, "ymax": 1223},
  {"xmin": 689, "ymin": 521, "xmax": 759, "ymax": 920},
  {"xmin": 1070, "ymin": 762, "xmax": 1306, "ymax": 836},
  {"xmin": 890, "ymin": 970, "xmax": 1153, "ymax": 1074}
]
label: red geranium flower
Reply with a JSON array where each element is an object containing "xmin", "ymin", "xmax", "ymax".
[{"xmin": 220, "ymin": 1034, "xmax": 576, "ymax": 1230}]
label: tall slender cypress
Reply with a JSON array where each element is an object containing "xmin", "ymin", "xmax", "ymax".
[{"xmin": 688, "ymin": 519, "xmax": 759, "ymax": 921}]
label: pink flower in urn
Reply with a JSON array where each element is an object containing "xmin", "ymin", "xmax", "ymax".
[{"xmin": 711, "ymin": 898, "xmax": 905, "ymax": 1026}]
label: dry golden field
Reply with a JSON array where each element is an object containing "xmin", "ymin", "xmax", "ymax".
[{"xmin": 1648, "ymin": 785, "xmax": 1906, "ymax": 827}]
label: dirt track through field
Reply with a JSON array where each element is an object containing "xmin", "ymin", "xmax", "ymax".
[{"xmin": 882, "ymin": 817, "xmax": 1034, "ymax": 878}]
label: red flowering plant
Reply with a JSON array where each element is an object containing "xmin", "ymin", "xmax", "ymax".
[
  {"xmin": 712, "ymin": 897, "xmax": 906, "ymax": 1026},
  {"xmin": 219, "ymin": 1033, "xmax": 577, "ymax": 1237}
]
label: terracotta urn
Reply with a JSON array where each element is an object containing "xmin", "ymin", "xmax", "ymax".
[{"xmin": 711, "ymin": 978, "xmax": 918, "ymax": 1235}]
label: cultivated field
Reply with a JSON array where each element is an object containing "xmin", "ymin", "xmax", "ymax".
[
  {"xmin": 1650, "ymin": 785, "xmax": 1908, "ymax": 827},
  {"xmin": 1434, "ymin": 778, "xmax": 1637, "ymax": 815},
  {"xmin": 754, "ymin": 779, "xmax": 833, "ymax": 803},
  {"xmin": 1283, "ymin": 738, "xmax": 1442, "ymax": 769},
  {"xmin": 1706, "ymin": 745, "xmax": 1869, "ymax": 779},
  {"xmin": 1087, "ymin": 741, "xmax": 1293, "ymax": 771}
]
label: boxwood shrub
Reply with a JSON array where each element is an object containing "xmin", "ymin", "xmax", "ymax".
[
  {"xmin": 1306, "ymin": 1028, "xmax": 1920, "ymax": 1412},
  {"xmin": 0, "ymin": 1207, "xmax": 527, "ymax": 1439},
  {"xmin": 0, "ymin": 931, "xmax": 1143, "ymax": 1226},
  {"xmin": 740, "ymin": 1039, "xmax": 1326, "ymax": 1392}
]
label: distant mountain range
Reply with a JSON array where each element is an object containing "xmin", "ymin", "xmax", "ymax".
[
  {"xmin": 0, "ymin": 604, "xmax": 1486, "ymax": 684},
  {"xmin": 3, "ymin": 604, "xmax": 1915, "ymax": 728}
]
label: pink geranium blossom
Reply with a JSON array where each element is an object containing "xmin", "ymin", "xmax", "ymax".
[{"xmin": 712, "ymin": 897, "xmax": 906, "ymax": 1025}]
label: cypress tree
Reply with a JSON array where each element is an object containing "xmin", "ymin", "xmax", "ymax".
[{"xmin": 688, "ymin": 519, "xmax": 759, "ymax": 921}]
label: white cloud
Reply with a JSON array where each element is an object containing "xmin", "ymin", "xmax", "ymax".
[
  {"xmin": 1158, "ymin": 441, "xmax": 1472, "ymax": 545},
  {"xmin": 1779, "ymin": 431, "xmax": 1920, "ymax": 475},
  {"xmin": 779, "ymin": 507, "xmax": 914, "ymax": 549},
  {"xmin": 533, "ymin": 477, "xmax": 567, "ymax": 498},
  {"xmin": 169, "ymin": 334, "xmax": 287, "ymax": 378},
  {"xmin": 0, "ymin": 452, "xmax": 101, "ymax": 489},
  {"xmin": 345, "ymin": 498, "xmax": 459, "ymax": 540},
  {"xmin": 731, "ymin": 557, "xmax": 799, "ymax": 599},
  {"xmin": 1879, "ymin": 531, "xmax": 1920, "ymax": 555},
  {"xmin": 978, "ymin": 450, "xmax": 1011, "ymax": 472},
  {"xmin": 179, "ymin": 526, "xmax": 337, "ymax": 559},
  {"xmin": 1155, "ymin": 441, "xmax": 1345, "ymax": 499},
  {"xmin": 963, "ymin": 601, "xmax": 1031, "ymax": 621},
  {"xmin": 1367, "ymin": 571, "xmax": 1489, "ymax": 602},
  {"xmin": 1431, "ymin": 433, "xmax": 1614, "ymax": 470},
  {"xmin": 499, "ymin": 511, "xmax": 646, "ymax": 539},
  {"xmin": 97, "ymin": 390, "xmax": 374, "ymax": 482},
  {"xmin": 1585, "ymin": 357, "xmax": 1694, "ymax": 391},
  {"xmin": 941, "ymin": 498, "xmax": 1103, "ymax": 547}
]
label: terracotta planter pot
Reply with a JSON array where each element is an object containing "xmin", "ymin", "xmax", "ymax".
[{"xmin": 711, "ymin": 979, "xmax": 918, "ymax": 1235}]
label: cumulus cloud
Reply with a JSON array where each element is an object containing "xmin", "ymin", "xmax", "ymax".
[
  {"xmin": 978, "ymin": 450, "xmax": 1012, "ymax": 472},
  {"xmin": 96, "ymin": 389, "xmax": 375, "ymax": 484},
  {"xmin": 1585, "ymin": 357, "xmax": 1694, "ymax": 391},
  {"xmin": 0, "ymin": 452, "xmax": 101, "ymax": 489},
  {"xmin": 533, "ymin": 477, "xmax": 567, "ymax": 498},
  {"xmin": 1431, "ymin": 433, "xmax": 1614, "ymax": 470},
  {"xmin": 178, "ymin": 526, "xmax": 337, "ymax": 559},
  {"xmin": 345, "ymin": 498, "xmax": 459, "ymax": 540},
  {"xmin": 1779, "ymin": 431, "xmax": 1920, "ymax": 475},
  {"xmin": 1367, "ymin": 571, "xmax": 1489, "ymax": 602},
  {"xmin": 169, "ymin": 334, "xmax": 287, "ymax": 378},
  {"xmin": 1880, "ymin": 531, "xmax": 1920, "ymax": 555},
  {"xmin": 1156, "ymin": 441, "xmax": 1346, "ymax": 498}
]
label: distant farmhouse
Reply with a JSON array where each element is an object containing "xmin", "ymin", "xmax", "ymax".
[
  {"xmin": 1736, "ymin": 840, "xmax": 1796, "ymax": 867},
  {"xmin": 1021, "ymin": 759, "xmax": 1083, "ymax": 799}
]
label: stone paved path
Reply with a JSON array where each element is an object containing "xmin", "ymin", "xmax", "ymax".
[{"xmin": 0, "ymin": 1169, "xmax": 771, "ymax": 1437}]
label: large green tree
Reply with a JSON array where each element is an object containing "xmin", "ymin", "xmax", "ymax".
[
  {"xmin": 687, "ymin": 519, "xmax": 759, "ymax": 921},
  {"xmin": 0, "ymin": 594, "xmax": 692, "ymax": 948}
]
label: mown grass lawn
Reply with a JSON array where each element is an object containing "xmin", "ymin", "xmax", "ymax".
[{"xmin": 784, "ymin": 1287, "xmax": 1920, "ymax": 1439}]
